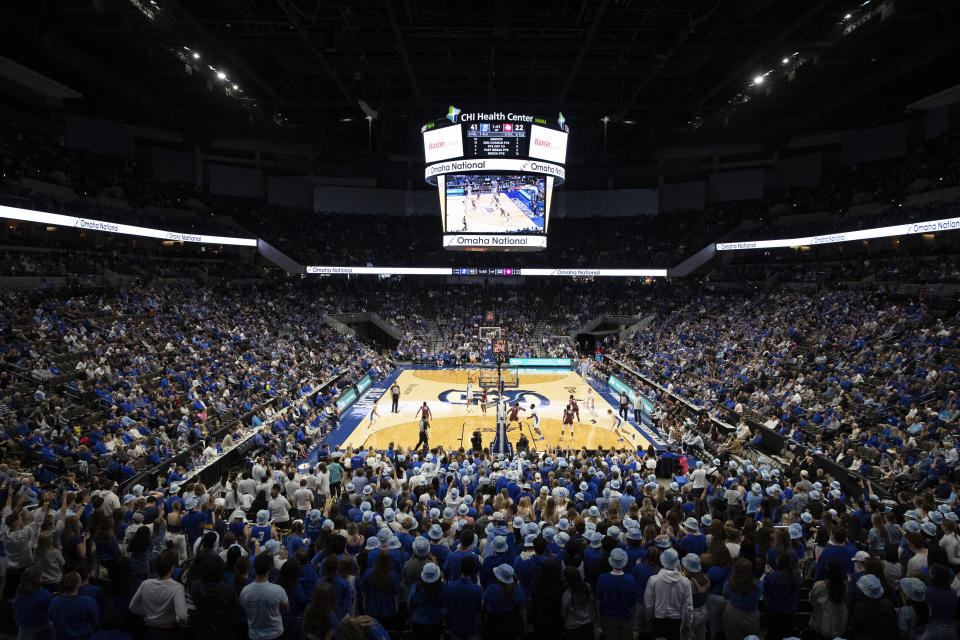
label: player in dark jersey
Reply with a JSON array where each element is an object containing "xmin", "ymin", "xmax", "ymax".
[
  {"xmin": 415, "ymin": 402, "xmax": 432, "ymax": 420},
  {"xmin": 569, "ymin": 394, "xmax": 581, "ymax": 426},
  {"xmin": 480, "ymin": 387, "xmax": 488, "ymax": 417},
  {"xmin": 507, "ymin": 402, "xmax": 524, "ymax": 425},
  {"xmin": 561, "ymin": 403, "xmax": 575, "ymax": 440}
]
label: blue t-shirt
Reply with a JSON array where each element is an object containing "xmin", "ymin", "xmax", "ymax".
[
  {"xmin": 813, "ymin": 543, "xmax": 857, "ymax": 580},
  {"xmin": 680, "ymin": 533, "xmax": 707, "ymax": 557},
  {"xmin": 482, "ymin": 583, "xmax": 527, "ymax": 615},
  {"xmin": 761, "ymin": 570, "xmax": 800, "ymax": 614},
  {"xmin": 596, "ymin": 572, "xmax": 638, "ymax": 620},
  {"xmin": 444, "ymin": 577, "xmax": 482, "ymax": 637},
  {"xmin": 408, "ymin": 582, "xmax": 446, "ymax": 624},
  {"xmin": 13, "ymin": 588, "xmax": 52, "ymax": 628},
  {"xmin": 77, "ymin": 583, "xmax": 106, "ymax": 618},
  {"xmin": 722, "ymin": 580, "xmax": 762, "ymax": 611},
  {"xmin": 631, "ymin": 564, "xmax": 658, "ymax": 604},
  {"xmin": 48, "ymin": 594, "xmax": 99, "ymax": 640},
  {"xmin": 359, "ymin": 569, "xmax": 402, "ymax": 619}
]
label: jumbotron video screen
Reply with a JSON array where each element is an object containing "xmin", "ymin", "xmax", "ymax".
[
  {"xmin": 422, "ymin": 107, "xmax": 568, "ymax": 252},
  {"xmin": 444, "ymin": 174, "xmax": 546, "ymax": 235}
]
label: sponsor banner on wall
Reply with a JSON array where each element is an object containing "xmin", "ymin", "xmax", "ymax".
[{"xmin": 335, "ymin": 388, "xmax": 358, "ymax": 411}]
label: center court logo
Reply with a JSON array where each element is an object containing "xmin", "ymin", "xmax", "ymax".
[
  {"xmin": 446, "ymin": 105, "xmax": 461, "ymax": 123},
  {"xmin": 437, "ymin": 388, "xmax": 550, "ymax": 407}
]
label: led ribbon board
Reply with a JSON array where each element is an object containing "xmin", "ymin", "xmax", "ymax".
[
  {"xmin": 305, "ymin": 266, "xmax": 668, "ymax": 277},
  {"xmin": 508, "ymin": 358, "xmax": 573, "ymax": 367},
  {"xmin": 716, "ymin": 215, "xmax": 960, "ymax": 251},
  {"xmin": 424, "ymin": 158, "xmax": 566, "ymax": 186},
  {"xmin": 0, "ymin": 204, "xmax": 258, "ymax": 246}
]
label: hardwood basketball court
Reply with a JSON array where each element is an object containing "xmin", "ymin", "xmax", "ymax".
[{"xmin": 340, "ymin": 368, "xmax": 653, "ymax": 452}]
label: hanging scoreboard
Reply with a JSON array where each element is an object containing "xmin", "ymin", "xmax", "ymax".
[{"xmin": 422, "ymin": 107, "xmax": 568, "ymax": 252}]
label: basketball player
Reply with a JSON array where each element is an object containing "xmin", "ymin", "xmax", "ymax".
[
  {"xmin": 607, "ymin": 408, "xmax": 633, "ymax": 443},
  {"xmin": 585, "ymin": 387, "xmax": 598, "ymax": 423},
  {"xmin": 465, "ymin": 379, "xmax": 474, "ymax": 414},
  {"xmin": 480, "ymin": 387, "xmax": 488, "ymax": 417},
  {"xmin": 368, "ymin": 401, "xmax": 380, "ymax": 429},
  {"xmin": 415, "ymin": 402, "xmax": 432, "ymax": 421},
  {"xmin": 462, "ymin": 215, "xmax": 468, "ymax": 232},
  {"xmin": 527, "ymin": 403, "xmax": 543, "ymax": 440},
  {"xmin": 507, "ymin": 402, "xmax": 524, "ymax": 427},
  {"xmin": 568, "ymin": 394, "xmax": 581, "ymax": 426},
  {"xmin": 560, "ymin": 403, "xmax": 575, "ymax": 440}
]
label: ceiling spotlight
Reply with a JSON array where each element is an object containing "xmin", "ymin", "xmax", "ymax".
[
  {"xmin": 192, "ymin": 52, "xmax": 200, "ymax": 60},
  {"xmin": 782, "ymin": 57, "xmax": 790, "ymax": 64},
  {"xmin": 231, "ymin": 84, "xmax": 238, "ymax": 90},
  {"xmin": 216, "ymin": 71, "xmax": 226, "ymax": 80},
  {"xmin": 753, "ymin": 75, "xmax": 765, "ymax": 85},
  {"xmin": 844, "ymin": 13, "xmax": 852, "ymax": 19}
]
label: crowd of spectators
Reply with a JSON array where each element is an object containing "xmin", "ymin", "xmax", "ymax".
[{"xmin": 1, "ymin": 117, "xmax": 960, "ymax": 640}]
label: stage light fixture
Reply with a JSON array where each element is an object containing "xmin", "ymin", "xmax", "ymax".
[
  {"xmin": 753, "ymin": 75, "xmax": 764, "ymax": 85},
  {"xmin": 217, "ymin": 71, "xmax": 226, "ymax": 80},
  {"xmin": 192, "ymin": 52, "xmax": 200, "ymax": 60}
]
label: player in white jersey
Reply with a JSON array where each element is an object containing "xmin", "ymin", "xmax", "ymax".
[
  {"xmin": 527, "ymin": 403, "xmax": 542, "ymax": 439},
  {"xmin": 465, "ymin": 380, "xmax": 474, "ymax": 413},
  {"xmin": 585, "ymin": 387, "xmax": 597, "ymax": 423},
  {"xmin": 368, "ymin": 401, "xmax": 380, "ymax": 430},
  {"xmin": 607, "ymin": 408, "xmax": 633, "ymax": 443}
]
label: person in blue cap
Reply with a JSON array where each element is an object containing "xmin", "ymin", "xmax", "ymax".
[
  {"xmin": 482, "ymin": 564, "xmax": 526, "ymax": 640},
  {"xmin": 681, "ymin": 553, "xmax": 709, "ymax": 640},
  {"xmin": 408, "ymin": 563, "xmax": 445, "ymax": 640},
  {"xmin": 897, "ymin": 577, "xmax": 928, "ymax": 640},
  {"xmin": 599, "ymin": 548, "xmax": 641, "ymax": 640},
  {"xmin": 848, "ymin": 573, "xmax": 896, "ymax": 640}
]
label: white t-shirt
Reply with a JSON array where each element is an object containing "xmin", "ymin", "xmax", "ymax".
[
  {"xmin": 293, "ymin": 488, "xmax": 313, "ymax": 510},
  {"xmin": 267, "ymin": 495, "xmax": 291, "ymax": 523}
]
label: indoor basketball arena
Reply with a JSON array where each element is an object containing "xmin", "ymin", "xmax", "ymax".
[{"xmin": 1, "ymin": 3, "xmax": 960, "ymax": 640}]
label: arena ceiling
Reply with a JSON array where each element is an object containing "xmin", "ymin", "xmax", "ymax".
[{"xmin": 0, "ymin": 0, "xmax": 957, "ymax": 166}]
